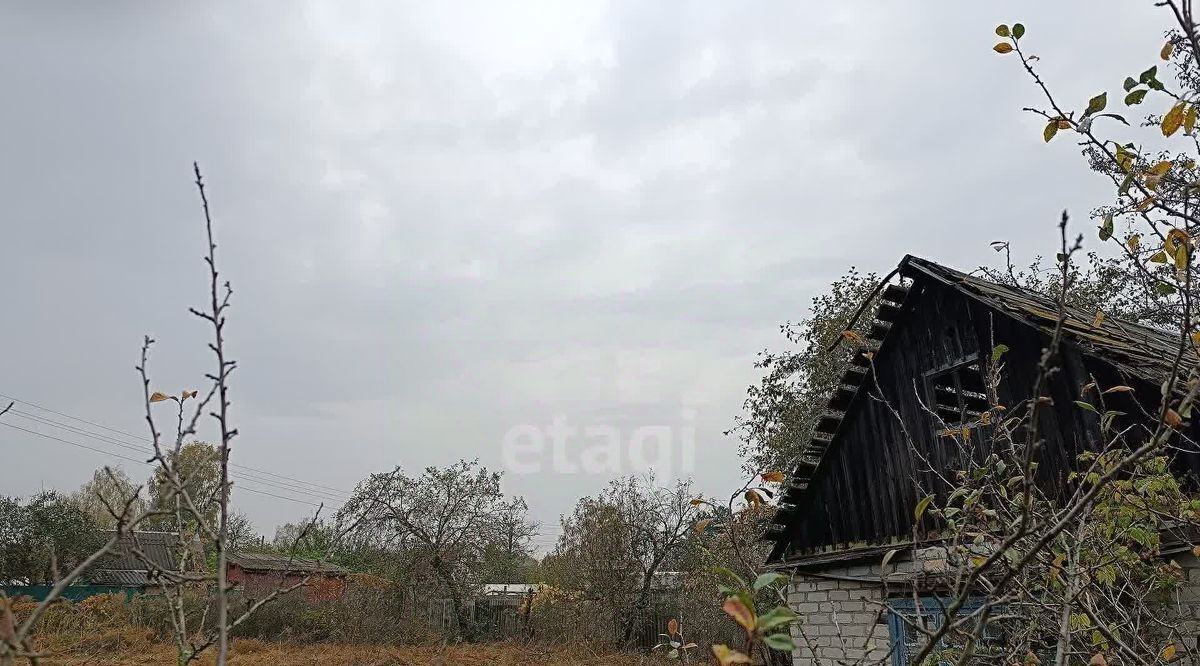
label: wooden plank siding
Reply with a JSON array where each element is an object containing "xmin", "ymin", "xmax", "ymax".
[{"xmin": 771, "ymin": 267, "xmax": 1200, "ymax": 562}]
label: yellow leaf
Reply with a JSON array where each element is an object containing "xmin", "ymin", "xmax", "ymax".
[
  {"xmin": 744, "ymin": 489, "xmax": 763, "ymax": 508},
  {"xmin": 1090, "ymin": 654, "xmax": 1108, "ymax": 666},
  {"xmin": 1128, "ymin": 234, "xmax": 1141, "ymax": 251},
  {"xmin": 667, "ymin": 618, "xmax": 679, "ymax": 636},
  {"xmin": 1043, "ymin": 121, "xmax": 1058, "ymax": 143},
  {"xmin": 1161, "ymin": 642, "xmax": 1177, "ymax": 661},
  {"xmin": 1057, "ymin": 119, "xmax": 1071, "ymax": 130},
  {"xmin": 1168, "ymin": 227, "xmax": 1191, "ymax": 250},
  {"xmin": 1163, "ymin": 40, "xmax": 1176, "ymax": 60},
  {"xmin": 721, "ymin": 597, "xmax": 756, "ymax": 633},
  {"xmin": 694, "ymin": 518, "xmax": 713, "ymax": 535},
  {"xmin": 1188, "ymin": 105, "xmax": 1199, "ymax": 135},
  {"xmin": 1091, "ymin": 310, "xmax": 1105, "ymax": 328},
  {"xmin": 1102, "ymin": 386, "xmax": 1134, "ymax": 394},
  {"xmin": 995, "ymin": 25, "xmax": 1010, "ymax": 37},
  {"xmin": 1136, "ymin": 196, "xmax": 1156, "ymax": 212},
  {"xmin": 1166, "ymin": 408, "xmax": 1184, "ymax": 429},
  {"xmin": 961, "ymin": 426, "xmax": 971, "ymax": 442},
  {"xmin": 1191, "ymin": 331, "xmax": 1200, "ymax": 348},
  {"xmin": 149, "ymin": 392, "xmax": 170, "ymax": 403},
  {"xmin": 1175, "ymin": 243, "xmax": 1189, "ymax": 271},
  {"xmin": 1151, "ymin": 251, "xmax": 1169, "ymax": 264},
  {"xmin": 993, "ymin": 42, "xmax": 1014, "ymax": 54},
  {"xmin": 1150, "ymin": 160, "xmax": 1174, "ymax": 176},
  {"xmin": 841, "ymin": 330, "xmax": 865, "ymax": 347},
  {"xmin": 689, "ymin": 498, "xmax": 705, "ymax": 506},
  {"xmin": 1164, "ymin": 101, "xmax": 1187, "ymax": 137},
  {"xmin": 761, "ymin": 471, "xmax": 786, "ymax": 483},
  {"xmin": 1192, "ymin": 545, "xmax": 1200, "ymax": 557},
  {"xmin": 711, "ymin": 645, "xmax": 752, "ymax": 666}
]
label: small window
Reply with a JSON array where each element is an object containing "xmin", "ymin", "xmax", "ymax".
[
  {"xmin": 887, "ymin": 597, "xmax": 1006, "ymax": 666},
  {"xmin": 925, "ymin": 357, "xmax": 989, "ymax": 438}
]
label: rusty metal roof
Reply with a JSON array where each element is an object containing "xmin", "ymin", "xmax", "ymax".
[
  {"xmin": 902, "ymin": 255, "xmax": 1197, "ymax": 385},
  {"xmin": 228, "ymin": 552, "xmax": 346, "ymax": 575}
]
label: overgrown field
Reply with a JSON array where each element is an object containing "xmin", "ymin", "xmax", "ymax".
[
  {"xmin": 35, "ymin": 638, "xmax": 663, "ymax": 665},
  {"xmin": 10, "ymin": 593, "xmax": 669, "ymax": 665}
]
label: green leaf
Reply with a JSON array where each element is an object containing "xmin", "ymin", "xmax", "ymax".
[
  {"xmin": 1012, "ymin": 23, "xmax": 1025, "ymax": 39},
  {"xmin": 991, "ymin": 344, "xmax": 1009, "ymax": 363},
  {"xmin": 1140, "ymin": 65, "xmax": 1159, "ymax": 84},
  {"xmin": 756, "ymin": 606, "xmax": 800, "ymax": 631},
  {"xmin": 914, "ymin": 495, "xmax": 933, "ymax": 521},
  {"xmin": 1123, "ymin": 77, "xmax": 1138, "ymax": 92},
  {"xmin": 995, "ymin": 24, "xmax": 1010, "ymax": 37},
  {"xmin": 1099, "ymin": 214, "xmax": 1114, "ymax": 241},
  {"xmin": 762, "ymin": 632, "xmax": 796, "ymax": 651},
  {"xmin": 1043, "ymin": 121, "xmax": 1058, "ymax": 142},
  {"xmin": 1074, "ymin": 400, "xmax": 1098, "ymax": 413},
  {"xmin": 1096, "ymin": 113, "xmax": 1129, "ymax": 125},
  {"xmin": 752, "ymin": 572, "xmax": 788, "ymax": 591},
  {"xmin": 1085, "ymin": 92, "xmax": 1107, "ymax": 115},
  {"xmin": 1125, "ymin": 89, "xmax": 1148, "ymax": 105},
  {"xmin": 1157, "ymin": 282, "xmax": 1178, "ymax": 296}
]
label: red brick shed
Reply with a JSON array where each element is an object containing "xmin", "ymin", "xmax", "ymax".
[{"xmin": 226, "ymin": 552, "xmax": 347, "ymax": 602}]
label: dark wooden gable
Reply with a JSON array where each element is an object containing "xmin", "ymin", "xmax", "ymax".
[{"xmin": 767, "ymin": 256, "xmax": 1200, "ymax": 564}]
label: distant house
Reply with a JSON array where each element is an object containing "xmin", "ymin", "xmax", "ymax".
[
  {"xmin": 481, "ymin": 583, "xmax": 539, "ymax": 597},
  {"xmin": 225, "ymin": 552, "xmax": 348, "ymax": 602},
  {"xmin": 88, "ymin": 530, "xmax": 197, "ymax": 591}
]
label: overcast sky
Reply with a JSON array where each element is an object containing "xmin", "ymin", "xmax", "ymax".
[{"xmin": 0, "ymin": 2, "xmax": 1168, "ymax": 548}]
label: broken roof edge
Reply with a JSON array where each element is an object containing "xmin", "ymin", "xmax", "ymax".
[{"xmin": 767, "ymin": 253, "xmax": 1198, "ymax": 564}]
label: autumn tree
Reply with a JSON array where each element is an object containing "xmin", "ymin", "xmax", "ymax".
[
  {"xmin": 339, "ymin": 459, "xmax": 531, "ymax": 640},
  {"xmin": 548, "ymin": 475, "xmax": 700, "ymax": 646},
  {"xmin": 729, "ymin": 268, "xmax": 882, "ymax": 476},
  {"xmin": 0, "ymin": 491, "xmax": 105, "ymax": 585},
  {"xmin": 73, "ymin": 466, "xmax": 148, "ymax": 530}
]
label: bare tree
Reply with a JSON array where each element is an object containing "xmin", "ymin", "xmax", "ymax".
[{"xmin": 0, "ymin": 165, "xmax": 336, "ymax": 666}]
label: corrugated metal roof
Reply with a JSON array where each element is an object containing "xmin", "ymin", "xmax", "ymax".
[
  {"xmin": 228, "ymin": 552, "xmax": 346, "ymax": 575},
  {"xmin": 86, "ymin": 530, "xmax": 192, "ymax": 587},
  {"xmin": 88, "ymin": 569, "xmax": 152, "ymax": 586}
]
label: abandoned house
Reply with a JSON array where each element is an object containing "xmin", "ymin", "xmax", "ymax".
[
  {"xmin": 226, "ymin": 552, "xmax": 348, "ymax": 602},
  {"xmin": 766, "ymin": 256, "xmax": 1200, "ymax": 665}
]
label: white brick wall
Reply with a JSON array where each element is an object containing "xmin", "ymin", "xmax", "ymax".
[
  {"xmin": 786, "ymin": 561, "xmax": 891, "ymax": 666},
  {"xmin": 787, "ymin": 549, "xmax": 1200, "ymax": 665}
]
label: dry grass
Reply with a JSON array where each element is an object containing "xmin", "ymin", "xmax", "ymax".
[{"xmin": 33, "ymin": 637, "xmax": 668, "ymax": 665}]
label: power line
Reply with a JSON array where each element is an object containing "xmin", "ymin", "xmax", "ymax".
[
  {"xmin": 0, "ymin": 391, "xmax": 352, "ymax": 498},
  {"xmin": 5, "ymin": 408, "xmax": 350, "ymax": 504},
  {"xmin": 0, "ymin": 421, "xmax": 343, "ymax": 510}
]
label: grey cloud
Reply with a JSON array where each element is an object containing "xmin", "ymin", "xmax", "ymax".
[{"xmin": 0, "ymin": 1, "xmax": 1173, "ymax": 533}]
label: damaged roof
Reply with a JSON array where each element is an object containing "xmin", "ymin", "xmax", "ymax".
[
  {"xmin": 903, "ymin": 255, "xmax": 1197, "ymax": 386},
  {"xmin": 227, "ymin": 552, "xmax": 346, "ymax": 575},
  {"xmin": 768, "ymin": 255, "xmax": 1197, "ymax": 560}
]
